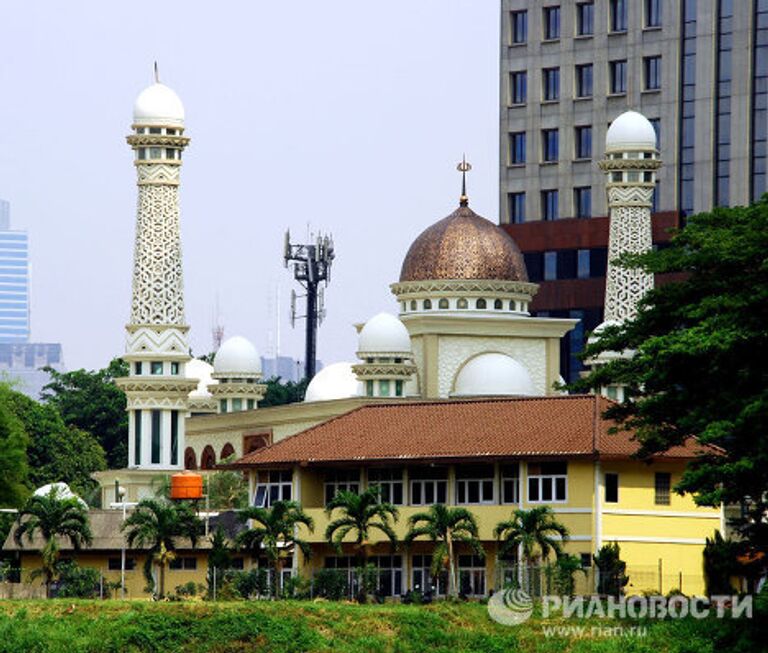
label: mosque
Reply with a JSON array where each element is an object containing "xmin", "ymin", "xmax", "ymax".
[{"xmin": 90, "ymin": 78, "xmax": 722, "ymax": 596}]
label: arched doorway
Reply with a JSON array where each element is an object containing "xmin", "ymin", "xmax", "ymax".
[
  {"xmin": 200, "ymin": 445, "xmax": 216, "ymax": 470},
  {"xmin": 184, "ymin": 447, "xmax": 197, "ymax": 470},
  {"xmin": 220, "ymin": 443, "xmax": 235, "ymax": 461}
]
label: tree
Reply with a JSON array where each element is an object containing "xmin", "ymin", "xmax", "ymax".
[
  {"xmin": 206, "ymin": 467, "xmax": 248, "ymax": 510},
  {"xmin": 494, "ymin": 506, "xmax": 569, "ymax": 566},
  {"xmin": 404, "ymin": 504, "xmax": 483, "ymax": 599},
  {"xmin": 593, "ymin": 542, "xmax": 629, "ymax": 597},
  {"xmin": 259, "ymin": 377, "xmax": 309, "ymax": 407},
  {"xmin": 122, "ymin": 498, "xmax": 202, "ymax": 598},
  {"xmin": 13, "ymin": 489, "xmax": 92, "ymax": 597},
  {"xmin": 325, "ymin": 486, "xmax": 399, "ymax": 601},
  {"xmin": 41, "ymin": 358, "xmax": 129, "ymax": 468},
  {"xmin": 0, "ymin": 385, "xmax": 29, "ymax": 507},
  {"xmin": 572, "ymin": 201, "xmax": 768, "ymax": 548},
  {"xmin": 703, "ymin": 530, "xmax": 741, "ymax": 596},
  {"xmin": 236, "ymin": 500, "xmax": 314, "ymax": 599},
  {"xmin": 207, "ymin": 526, "xmax": 232, "ymax": 597}
]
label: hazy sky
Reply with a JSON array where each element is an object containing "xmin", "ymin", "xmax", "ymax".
[{"xmin": 0, "ymin": 1, "xmax": 500, "ymax": 372}]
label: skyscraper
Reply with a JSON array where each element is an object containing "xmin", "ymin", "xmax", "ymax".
[
  {"xmin": 498, "ymin": 0, "xmax": 758, "ymax": 380},
  {"xmin": 0, "ymin": 198, "xmax": 30, "ymax": 342}
]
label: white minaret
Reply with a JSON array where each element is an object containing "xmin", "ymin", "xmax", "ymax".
[
  {"xmin": 117, "ymin": 73, "xmax": 197, "ymax": 470},
  {"xmin": 210, "ymin": 336, "xmax": 266, "ymax": 413},
  {"xmin": 353, "ymin": 313, "xmax": 416, "ymax": 398}
]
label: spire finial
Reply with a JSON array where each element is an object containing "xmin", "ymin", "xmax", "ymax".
[
  {"xmin": 154, "ymin": 61, "xmax": 160, "ymax": 84},
  {"xmin": 457, "ymin": 155, "xmax": 472, "ymax": 207}
]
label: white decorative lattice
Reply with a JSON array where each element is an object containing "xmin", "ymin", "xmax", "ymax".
[{"xmin": 604, "ymin": 185, "xmax": 654, "ymax": 323}]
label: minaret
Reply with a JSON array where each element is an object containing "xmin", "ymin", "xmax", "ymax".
[
  {"xmin": 353, "ymin": 313, "xmax": 416, "ymax": 398},
  {"xmin": 210, "ymin": 336, "xmax": 267, "ymax": 413},
  {"xmin": 117, "ymin": 72, "xmax": 197, "ymax": 470}
]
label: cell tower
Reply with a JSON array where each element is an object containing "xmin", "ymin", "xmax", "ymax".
[{"xmin": 284, "ymin": 229, "xmax": 335, "ymax": 381}]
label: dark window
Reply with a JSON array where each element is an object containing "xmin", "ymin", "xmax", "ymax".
[
  {"xmin": 476, "ymin": 298, "xmax": 487, "ymax": 309},
  {"xmin": 170, "ymin": 410, "xmax": 179, "ymax": 466},
  {"xmin": 557, "ymin": 249, "xmax": 577, "ymax": 279},
  {"xmin": 576, "ymin": 64, "xmax": 593, "ymax": 97},
  {"xmin": 170, "ymin": 361, "xmax": 179, "ymax": 375},
  {"xmin": 576, "ymin": 2, "xmax": 594, "ymax": 35},
  {"xmin": 590, "ymin": 247, "xmax": 608, "ymax": 276},
  {"xmin": 134, "ymin": 362, "xmax": 143, "ymax": 375},
  {"xmin": 649, "ymin": 118, "xmax": 661, "ymax": 147},
  {"xmin": 610, "ymin": 60, "xmax": 627, "ymax": 94},
  {"xmin": 645, "ymin": 0, "xmax": 662, "ymax": 27},
  {"xmin": 580, "ymin": 553, "xmax": 592, "ymax": 567},
  {"xmin": 543, "ymin": 6, "xmax": 561, "ymax": 40},
  {"xmin": 134, "ymin": 409, "xmax": 141, "ymax": 465},
  {"xmin": 509, "ymin": 132, "xmax": 526, "ymax": 164},
  {"xmin": 644, "ymin": 56, "xmax": 662, "ymax": 90},
  {"xmin": 511, "ymin": 10, "xmax": 527, "ymax": 43},
  {"xmin": 508, "ymin": 192, "xmax": 526, "ymax": 223},
  {"xmin": 150, "ymin": 361, "xmax": 163, "ymax": 375},
  {"xmin": 542, "ymin": 190, "xmax": 559, "ymax": 220},
  {"xmin": 510, "ymin": 71, "xmax": 527, "ymax": 104},
  {"xmin": 543, "ymin": 67, "xmax": 560, "ymax": 101},
  {"xmin": 574, "ymin": 186, "xmax": 592, "ymax": 218},
  {"xmin": 544, "ymin": 251, "xmax": 557, "ymax": 280},
  {"xmin": 680, "ymin": 0, "xmax": 696, "ymax": 215},
  {"xmin": 652, "ymin": 181, "xmax": 660, "ymax": 213},
  {"xmin": 108, "ymin": 557, "xmax": 136, "ymax": 571},
  {"xmin": 577, "ymin": 249, "xmax": 590, "ymax": 278},
  {"xmin": 501, "ymin": 465, "xmax": 519, "ymax": 503},
  {"xmin": 170, "ymin": 556, "xmax": 197, "ymax": 570},
  {"xmin": 151, "ymin": 409, "xmax": 161, "ymax": 464},
  {"xmin": 610, "ymin": 0, "xmax": 628, "ymax": 32},
  {"xmin": 655, "ymin": 472, "xmax": 671, "ymax": 505},
  {"xmin": 369, "ymin": 468, "xmax": 404, "ymax": 505},
  {"xmin": 542, "ymin": 129, "xmax": 559, "ymax": 161},
  {"xmin": 575, "ymin": 126, "xmax": 592, "ymax": 159},
  {"xmin": 605, "ymin": 473, "xmax": 619, "ymax": 503},
  {"xmin": 716, "ymin": 0, "xmax": 733, "ymax": 206}
]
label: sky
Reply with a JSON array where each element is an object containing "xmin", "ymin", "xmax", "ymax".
[{"xmin": 0, "ymin": 1, "xmax": 500, "ymax": 372}]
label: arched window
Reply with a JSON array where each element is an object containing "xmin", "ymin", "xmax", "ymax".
[
  {"xmin": 220, "ymin": 443, "xmax": 236, "ymax": 461},
  {"xmin": 438, "ymin": 298, "xmax": 449, "ymax": 309},
  {"xmin": 476, "ymin": 298, "xmax": 487, "ymax": 309},
  {"xmin": 410, "ymin": 300, "xmax": 417, "ymax": 311},
  {"xmin": 423, "ymin": 299, "xmax": 432, "ymax": 310},
  {"xmin": 184, "ymin": 447, "xmax": 197, "ymax": 470},
  {"xmin": 201, "ymin": 445, "xmax": 216, "ymax": 470},
  {"xmin": 494, "ymin": 299, "xmax": 503, "ymax": 310},
  {"xmin": 509, "ymin": 300, "xmax": 516, "ymax": 311},
  {"xmin": 457, "ymin": 298, "xmax": 468, "ymax": 309}
]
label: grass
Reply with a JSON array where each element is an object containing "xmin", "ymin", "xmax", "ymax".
[{"xmin": 0, "ymin": 599, "xmax": 764, "ymax": 653}]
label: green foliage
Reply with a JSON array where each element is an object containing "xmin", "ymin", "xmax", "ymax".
[
  {"xmin": 494, "ymin": 506, "xmax": 570, "ymax": 564},
  {"xmin": 207, "ymin": 526, "xmax": 232, "ymax": 595},
  {"xmin": 703, "ymin": 530, "xmax": 741, "ymax": 596},
  {"xmin": 593, "ymin": 542, "xmax": 629, "ymax": 597},
  {"xmin": 41, "ymin": 357, "xmax": 129, "ymax": 468},
  {"xmin": 55, "ymin": 561, "xmax": 100, "ymax": 599},
  {"xmin": 0, "ymin": 385, "xmax": 29, "ymax": 507},
  {"xmin": 312, "ymin": 568, "xmax": 349, "ymax": 600},
  {"xmin": 206, "ymin": 467, "xmax": 248, "ymax": 509},
  {"xmin": 571, "ymin": 200, "xmax": 768, "ymax": 547},
  {"xmin": 232, "ymin": 567, "xmax": 269, "ymax": 599},
  {"xmin": 548, "ymin": 554, "xmax": 586, "ymax": 596},
  {"xmin": 259, "ymin": 376, "xmax": 309, "ymax": 407}
]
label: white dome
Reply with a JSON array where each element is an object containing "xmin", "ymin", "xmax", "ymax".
[
  {"xmin": 213, "ymin": 336, "xmax": 261, "ymax": 378},
  {"xmin": 605, "ymin": 111, "xmax": 657, "ymax": 151},
  {"xmin": 133, "ymin": 82, "xmax": 185, "ymax": 126},
  {"xmin": 304, "ymin": 362, "xmax": 361, "ymax": 402},
  {"xmin": 358, "ymin": 312, "xmax": 412, "ymax": 354},
  {"xmin": 453, "ymin": 353, "xmax": 535, "ymax": 397},
  {"xmin": 34, "ymin": 483, "xmax": 88, "ymax": 509},
  {"xmin": 186, "ymin": 358, "xmax": 218, "ymax": 398}
]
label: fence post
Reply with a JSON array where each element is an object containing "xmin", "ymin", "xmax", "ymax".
[
  {"xmin": 679, "ymin": 571, "xmax": 682, "ymax": 593},
  {"xmin": 213, "ymin": 567, "xmax": 217, "ymax": 601},
  {"xmin": 658, "ymin": 559, "xmax": 663, "ymax": 594}
]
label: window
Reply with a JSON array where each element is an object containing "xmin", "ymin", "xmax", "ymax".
[
  {"xmin": 649, "ymin": 118, "xmax": 661, "ymax": 147},
  {"xmin": 458, "ymin": 555, "xmax": 486, "ymax": 596},
  {"xmin": 254, "ymin": 470, "xmax": 292, "ymax": 507},
  {"xmin": 170, "ymin": 556, "xmax": 197, "ymax": 570},
  {"xmin": 575, "ymin": 126, "xmax": 592, "ymax": 159},
  {"xmin": 379, "ymin": 379, "xmax": 391, "ymax": 396},
  {"xmin": 476, "ymin": 298, "xmax": 487, "ymax": 309},
  {"xmin": 369, "ymin": 468, "xmax": 404, "ymax": 505},
  {"xmin": 170, "ymin": 361, "xmax": 179, "ymax": 375},
  {"xmin": 575, "ymin": 64, "xmax": 593, "ymax": 97},
  {"xmin": 149, "ymin": 127, "xmax": 162, "ymax": 135},
  {"xmin": 543, "ymin": 67, "xmax": 560, "ymax": 101},
  {"xmin": 457, "ymin": 298, "xmax": 468, "ymax": 309},
  {"xmin": 645, "ymin": 0, "xmax": 662, "ymax": 27},
  {"xmin": 455, "ymin": 465, "xmax": 495, "ymax": 505},
  {"xmin": 151, "ymin": 409, "xmax": 161, "ymax": 464},
  {"xmin": 654, "ymin": 472, "xmax": 671, "ymax": 505},
  {"xmin": 508, "ymin": 192, "xmax": 526, "ymax": 223},
  {"xmin": 542, "ymin": 129, "xmax": 559, "ymax": 162},
  {"xmin": 368, "ymin": 555, "xmax": 404, "ymax": 597},
  {"xmin": 410, "ymin": 467, "xmax": 447, "ymax": 505},
  {"xmin": 542, "ymin": 190, "xmax": 559, "ymax": 221},
  {"xmin": 410, "ymin": 300, "xmax": 417, "ymax": 311},
  {"xmin": 652, "ymin": 181, "xmax": 660, "ymax": 213},
  {"xmin": 149, "ymin": 147, "xmax": 162, "ymax": 159},
  {"xmin": 543, "ymin": 251, "xmax": 557, "ymax": 280},
  {"xmin": 366, "ymin": 380, "xmax": 374, "ymax": 397},
  {"xmin": 231, "ymin": 398, "xmax": 242, "ymax": 411},
  {"xmin": 501, "ymin": 464, "xmax": 520, "ymax": 503},
  {"xmin": 325, "ymin": 470, "xmax": 359, "ymax": 505},
  {"xmin": 644, "ymin": 56, "xmax": 661, "ymax": 90},
  {"xmin": 511, "ymin": 10, "xmax": 527, "ymax": 44},
  {"xmin": 134, "ymin": 409, "xmax": 141, "ymax": 465},
  {"xmin": 247, "ymin": 398, "xmax": 255, "ymax": 409},
  {"xmin": 576, "ymin": 2, "xmax": 594, "ymax": 35},
  {"xmin": 574, "ymin": 187, "xmax": 592, "ymax": 218},
  {"xmin": 412, "ymin": 554, "xmax": 448, "ymax": 595},
  {"xmin": 395, "ymin": 380, "xmax": 403, "ymax": 397},
  {"xmin": 108, "ymin": 557, "xmax": 136, "ymax": 571},
  {"xmin": 219, "ymin": 399, "xmax": 227, "ymax": 413},
  {"xmin": 150, "ymin": 361, "xmax": 163, "ymax": 375},
  {"xmin": 605, "ymin": 472, "xmax": 619, "ymax": 503},
  {"xmin": 609, "ymin": 60, "xmax": 627, "ymax": 94},
  {"xmin": 528, "ymin": 462, "xmax": 567, "ymax": 502},
  {"xmin": 543, "ymin": 6, "xmax": 561, "ymax": 40},
  {"xmin": 610, "ymin": 0, "xmax": 628, "ymax": 32},
  {"xmin": 577, "ymin": 249, "xmax": 591, "ymax": 279},
  {"xmin": 494, "ymin": 299, "xmax": 503, "ymax": 310},
  {"xmin": 509, "ymin": 132, "xmax": 526, "ymax": 164},
  {"xmin": 580, "ymin": 553, "xmax": 592, "ymax": 568},
  {"xmin": 423, "ymin": 299, "xmax": 432, "ymax": 310},
  {"xmin": 170, "ymin": 410, "xmax": 178, "ymax": 466},
  {"xmin": 134, "ymin": 362, "xmax": 143, "ymax": 375},
  {"xmin": 510, "ymin": 71, "xmax": 527, "ymax": 104}
]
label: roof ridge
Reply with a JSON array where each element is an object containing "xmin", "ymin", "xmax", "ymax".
[{"xmin": 355, "ymin": 394, "xmax": 595, "ymax": 410}]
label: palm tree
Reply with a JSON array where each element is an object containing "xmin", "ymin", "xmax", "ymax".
[
  {"xmin": 404, "ymin": 504, "xmax": 483, "ymax": 599},
  {"xmin": 494, "ymin": 506, "xmax": 569, "ymax": 593},
  {"xmin": 236, "ymin": 500, "xmax": 314, "ymax": 598},
  {"xmin": 14, "ymin": 489, "xmax": 92, "ymax": 598},
  {"xmin": 122, "ymin": 498, "xmax": 202, "ymax": 598}
]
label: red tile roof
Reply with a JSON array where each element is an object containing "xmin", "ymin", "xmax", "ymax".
[{"xmin": 229, "ymin": 395, "xmax": 707, "ymax": 467}]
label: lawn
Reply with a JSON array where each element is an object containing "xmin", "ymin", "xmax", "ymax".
[{"xmin": 0, "ymin": 599, "xmax": 763, "ymax": 653}]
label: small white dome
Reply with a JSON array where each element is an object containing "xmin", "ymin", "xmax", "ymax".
[
  {"xmin": 133, "ymin": 82, "xmax": 185, "ymax": 126},
  {"xmin": 213, "ymin": 336, "xmax": 261, "ymax": 378},
  {"xmin": 605, "ymin": 110, "xmax": 657, "ymax": 152},
  {"xmin": 34, "ymin": 482, "xmax": 88, "ymax": 509},
  {"xmin": 358, "ymin": 312, "xmax": 412, "ymax": 354},
  {"xmin": 186, "ymin": 358, "xmax": 218, "ymax": 398},
  {"xmin": 586, "ymin": 320, "xmax": 622, "ymax": 346},
  {"xmin": 453, "ymin": 353, "xmax": 535, "ymax": 397},
  {"xmin": 304, "ymin": 362, "xmax": 361, "ymax": 402}
]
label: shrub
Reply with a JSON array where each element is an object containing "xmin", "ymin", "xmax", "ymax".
[
  {"xmin": 54, "ymin": 561, "xmax": 100, "ymax": 599},
  {"xmin": 312, "ymin": 568, "xmax": 348, "ymax": 600},
  {"xmin": 593, "ymin": 542, "xmax": 629, "ymax": 596}
]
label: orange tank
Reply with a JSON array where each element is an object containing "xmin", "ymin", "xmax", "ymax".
[{"xmin": 170, "ymin": 471, "xmax": 203, "ymax": 500}]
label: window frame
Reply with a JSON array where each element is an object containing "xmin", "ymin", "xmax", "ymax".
[
  {"xmin": 605, "ymin": 472, "xmax": 619, "ymax": 503},
  {"xmin": 542, "ymin": 128, "xmax": 559, "ymax": 162},
  {"xmin": 543, "ymin": 5, "xmax": 561, "ymax": 40},
  {"xmin": 501, "ymin": 464, "xmax": 520, "ymax": 504},
  {"xmin": 543, "ymin": 67, "xmax": 560, "ymax": 101},
  {"xmin": 574, "ymin": 125, "xmax": 592, "ymax": 159},
  {"xmin": 527, "ymin": 462, "xmax": 568, "ymax": 503},
  {"xmin": 609, "ymin": 59, "xmax": 628, "ymax": 94},
  {"xmin": 510, "ymin": 71, "xmax": 527, "ymax": 105},
  {"xmin": 609, "ymin": 0, "xmax": 628, "ymax": 33},
  {"xmin": 654, "ymin": 472, "xmax": 671, "ymax": 505},
  {"xmin": 510, "ymin": 9, "xmax": 528, "ymax": 44},
  {"xmin": 324, "ymin": 470, "xmax": 360, "ymax": 505},
  {"xmin": 368, "ymin": 468, "xmax": 404, "ymax": 505},
  {"xmin": 508, "ymin": 192, "xmax": 526, "ymax": 223},
  {"xmin": 509, "ymin": 131, "xmax": 526, "ymax": 164},
  {"xmin": 644, "ymin": 55, "xmax": 662, "ymax": 91},
  {"xmin": 253, "ymin": 470, "xmax": 293, "ymax": 508},
  {"xmin": 576, "ymin": 2, "xmax": 594, "ymax": 36},
  {"xmin": 575, "ymin": 63, "xmax": 593, "ymax": 98}
]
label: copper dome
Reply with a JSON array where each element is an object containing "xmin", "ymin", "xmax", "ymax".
[{"xmin": 399, "ymin": 206, "xmax": 529, "ymax": 282}]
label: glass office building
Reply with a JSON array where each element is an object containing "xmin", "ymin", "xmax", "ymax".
[{"xmin": 0, "ymin": 199, "xmax": 30, "ymax": 343}]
